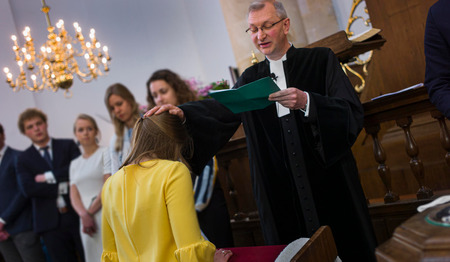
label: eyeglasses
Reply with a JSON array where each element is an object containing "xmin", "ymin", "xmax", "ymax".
[{"xmin": 245, "ymin": 18, "xmax": 285, "ymax": 34}]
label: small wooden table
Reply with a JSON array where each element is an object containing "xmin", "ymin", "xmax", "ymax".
[{"xmin": 376, "ymin": 203, "xmax": 450, "ymax": 261}]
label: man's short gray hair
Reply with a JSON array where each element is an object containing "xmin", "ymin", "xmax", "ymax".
[{"xmin": 247, "ymin": 0, "xmax": 288, "ymax": 19}]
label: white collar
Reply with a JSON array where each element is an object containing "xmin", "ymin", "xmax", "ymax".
[
  {"xmin": 267, "ymin": 53, "xmax": 287, "ymax": 63},
  {"xmin": 34, "ymin": 138, "xmax": 52, "ymax": 151}
]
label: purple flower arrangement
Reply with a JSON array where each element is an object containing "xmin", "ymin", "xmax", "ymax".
[{"xmin": 185, "ymin": 77, "xmax": 230, "ymax": 100}]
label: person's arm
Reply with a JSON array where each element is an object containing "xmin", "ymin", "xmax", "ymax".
[
  {"xmin": 0, "ymin": 153, "xmax": 30, "ymax": 229},
  {"xmin": 101, "ymin": 183, "xmax": 118, "ymax": 262},
  {"xmin": 424, "ymin": 5, "xmax": 450, "ymax": 118},
  {"xmin": 108, "ymin": 136, "xmax": 120, "ymax": 174},
  {"xmin": 147, "ymin": 102, "xmax": 241, "ymax": 175},
  {"xmin": 268, "ymin": 48, "xmax": 363, "ymax": 167},
  {"xmin": 166, "ymin": 163, "xmax": 216, "ymax": 261},
  {"xmin": 87, "ymin": 174, "xmax": 111, "ymax": 216},
  {"xmin": 16, "ymin": 153, "xmax": 58, "ymax": 198},
  {"xmin": 181, "ymin": 100, "xmax": 241, "ymax": 175},
  {"xmin": 70, "ymin": 184, "xmax": 96, "ymax": 236}
]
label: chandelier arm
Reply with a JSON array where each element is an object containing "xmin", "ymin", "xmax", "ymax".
[{"xmin": 41, "ymin": 0, "xmax": 53, "ymax": 28}]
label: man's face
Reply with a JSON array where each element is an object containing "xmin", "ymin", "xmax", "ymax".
[
  {"xmin": 247, "ymin": 3, "xmax": 290, "ymax": 60},
  {"xmin": 23, "ymin": 117, "xmax": 49, "ymax": 146}
]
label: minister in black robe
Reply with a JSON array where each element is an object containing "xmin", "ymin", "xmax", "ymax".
[
  {"xmin": 147, "ymin": 1, "xmax": 377, "ymax": 261},
  {"xmin": 179, "ymin": 46, "xmax": 377, "ymax": 262}
]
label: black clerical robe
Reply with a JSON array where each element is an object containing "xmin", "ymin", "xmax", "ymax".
[{"xmin": 181, "ymin": 46, "xmax": 377, "ymax": 262}]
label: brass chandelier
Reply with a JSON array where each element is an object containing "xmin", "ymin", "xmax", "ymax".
[{"xmin": 3, "ymin": 0, "xmax": 111, "ymax": 97}]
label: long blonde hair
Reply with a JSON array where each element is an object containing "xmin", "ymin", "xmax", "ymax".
[
  {"xmin": 104, "ymin": 83, "xmax": 140, "ymax": 152},
  {"xmin": 121, "ymin": 112, "xmax": 193, "ymax": 169}
]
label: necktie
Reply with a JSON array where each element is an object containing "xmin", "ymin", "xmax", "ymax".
[{"xmin": 41, "ymin": 146, "xmax": 53, "ymax": 168}]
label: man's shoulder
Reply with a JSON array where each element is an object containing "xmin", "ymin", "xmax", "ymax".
[
  {"xmin": 429, "ymin": 0, "xmax": 450, "ymax": 23},
  {"xmin": 52, "ymin": 138, "xmax": 75, "ymax": 144},
  {"xmin": 52, "ymin": 138, "xmax": 77, "ymax": 148},
  {"xmin": 17, "ymin": 145, "xmax": 36, "ymax": 163},
  {"xmin": 289, "ymin": 46, "xmax": 331, "ymax": 58},
  {"xmin": 5, "ymin": 146, "xmax": 21, "ymax": 156}
]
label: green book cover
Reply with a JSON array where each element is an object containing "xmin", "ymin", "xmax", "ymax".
[{"xmin": 208, "ymin": 77, "xmax": 280, "ymax": 113}]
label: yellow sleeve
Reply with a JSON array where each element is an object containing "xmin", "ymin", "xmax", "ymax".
[
  {"xmin": 101, "ymin": 181, "xmax": 119, "ymax": 262},
  {"xmin": 165, "ymin": 162, "xmax": 216, "ymax": 261}
]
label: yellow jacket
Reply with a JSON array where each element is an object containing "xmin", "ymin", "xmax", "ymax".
[{"xmin": 101, "ymin": 159, "xmax": 216, "ymax": 261}]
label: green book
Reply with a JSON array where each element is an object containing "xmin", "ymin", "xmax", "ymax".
[{"xmin": 208, "ymin": 77, "xmax": 280, "ymax": 114}]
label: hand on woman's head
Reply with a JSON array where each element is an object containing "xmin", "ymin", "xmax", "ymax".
[{"xmin": 144, "ymin": 104, "xmax": 185, "ymax": 122}]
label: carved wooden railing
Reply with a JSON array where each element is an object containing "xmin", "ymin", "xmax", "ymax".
[{"xmin": 363, "ymin": 85, "xmax": 450, "ymax": 204}]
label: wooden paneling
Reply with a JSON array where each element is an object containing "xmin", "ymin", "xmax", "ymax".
[{"xmin": 361, "ymin": 0, "xmax": 437, "ymax": 102}]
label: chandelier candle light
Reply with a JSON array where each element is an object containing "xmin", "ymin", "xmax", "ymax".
[{"xmin": 3, "ymin": 0, "xmax": 111, "ymax": 97}]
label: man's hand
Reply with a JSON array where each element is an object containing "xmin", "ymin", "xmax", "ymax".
[
  {"xmin": 0, "ymin": 230, "xmax": 10, "ymax": 242},
  {"xmin": 145, "ymin": 104, "xmax": 185, "ymax": 121},
  {"xmin": 268, "ymin": 88, "xmax": 307, "ymax": 110},
  {"xmin": 35, "ymin": 174, "xmax": 46, "ymax": 183}
]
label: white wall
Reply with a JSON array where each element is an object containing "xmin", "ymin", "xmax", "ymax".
[
  {"xmin": 0, "ymin": 0, "xmax": 235, "ymax": 150},
  {"xmin": 332, "ymin": 0, "xmax": 372, "ymax": 33}
]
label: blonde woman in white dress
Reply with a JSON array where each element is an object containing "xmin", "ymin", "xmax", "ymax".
[{"xmin": 69, "ymin": 114, "xmax": 111, "ymax": 262}]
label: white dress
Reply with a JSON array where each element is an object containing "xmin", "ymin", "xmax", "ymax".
[{"xmin": 69, "ymin": 147, "xmax": 110, "ymax": 262}]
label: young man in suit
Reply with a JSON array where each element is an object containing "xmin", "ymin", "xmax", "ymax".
[
  {"xmin": 424, "ymin": 0, "xmax": 450, "ymax": 119},
  {"xmin": 0, "ymin": 123, "xmax": 45, "ymax": 262},
  {"xmin": 15, "ymin": 109, "xmax": 85, "ymax": 262}
]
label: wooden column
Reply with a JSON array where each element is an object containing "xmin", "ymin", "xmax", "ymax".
[
  {"xmin": 396, "ymin": 116, "xmax": 433, "ymax": 199},
  {"xmin": 365, "ymin": 124, "xmax": 399, "ymax": 203}
]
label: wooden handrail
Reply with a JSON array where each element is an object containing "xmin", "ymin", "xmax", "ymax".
[{"xmin": 362, "ymin": 85, "xmax": 449, "ymax": 203}]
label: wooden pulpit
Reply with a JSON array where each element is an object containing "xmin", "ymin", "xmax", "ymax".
[{"xmin": 376, "ymin": 203, "xmax": 450, "ymax": 261}]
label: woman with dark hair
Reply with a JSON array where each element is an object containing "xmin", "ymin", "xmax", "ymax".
[
  {"xmin": 147, "ymin": 69, "xmax": 234, "ymax": 248},
  {"xmin": 104, "ymin": 83, "xmax": 140, "ymax": 174},
  {"xmin": 101, "ymin": 113, "xmax": 232, "ymax": 262},
  {"xmin": 146, "ymin": 69, "xmax": 197, "ymax": 108}
]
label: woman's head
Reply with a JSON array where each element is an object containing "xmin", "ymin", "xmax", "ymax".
[
  {"xmin": 105, "ymin": 83, "xmax": 140, "ymax": 152},
  {"xmin": 121, "ymin": 112, "xmax": 192, "ymax": 168},
  {"xmin": 146, "ymin": 69, "xmax": 197, "ymax": 107},
  {"xmin": 105, "ymin": 83, "xmax": 139, "ymax": 127},
  {"xmin": 73, "ymin": 114, "xmax": 100, "ymax": 147}
]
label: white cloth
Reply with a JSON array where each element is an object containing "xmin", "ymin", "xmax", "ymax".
[
  {"xmin": 193, "ymin": 157, "xmax": 217, "ymax": 212},
  {"xmin": 0, "ymin": 145, "xmax": 6, "ymax": 165},
  {"xmin": 108, "ymin": 127, "xmax": 132, "ymax": 174},
  {"xmin": 417, "ymin": 195, "xmax": 450, "ymax": 212},
  {"xmin": 268, "ymin": 55, "xmax": 310, "ymax": 118},
  {"xmin": 69, "ymin": 147, "xmax": 108, "ymax": 262},
  {"xmin": 275, "ymin": 237, "xmax": 342, "ymax": 262},
  {"xmin": 268, "ymin": 55, "xmax": 290, "ymax": 117}
]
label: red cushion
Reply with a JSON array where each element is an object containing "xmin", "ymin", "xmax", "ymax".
[{"xmin": 226, "ymin": 245, "xmax": 287, "ymax": 262}]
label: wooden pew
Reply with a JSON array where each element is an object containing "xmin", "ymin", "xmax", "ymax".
[
  {"xmin": 227, "ymin": 226, "xmax": 338, "ymax": 262},
  {"xmin": 291, "ymin": 226, "xmax": 338, "ymax": 262}
]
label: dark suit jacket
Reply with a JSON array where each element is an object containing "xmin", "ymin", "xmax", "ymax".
[
  {"xmin": 16, "ymin": 138, "xmax": 80, "ymax": 233},
  {"xmin": 0, "ymin": 146, "xmax": 33, "ymax": 236},
  {"xmin": 424, "ymin": 0, "xmax": 450, "ymax": 118}
]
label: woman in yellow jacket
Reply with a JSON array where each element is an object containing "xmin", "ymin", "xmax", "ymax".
[{"xmin": 101, "ymin": 112, "xmax": 232, "ymax": 262}]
